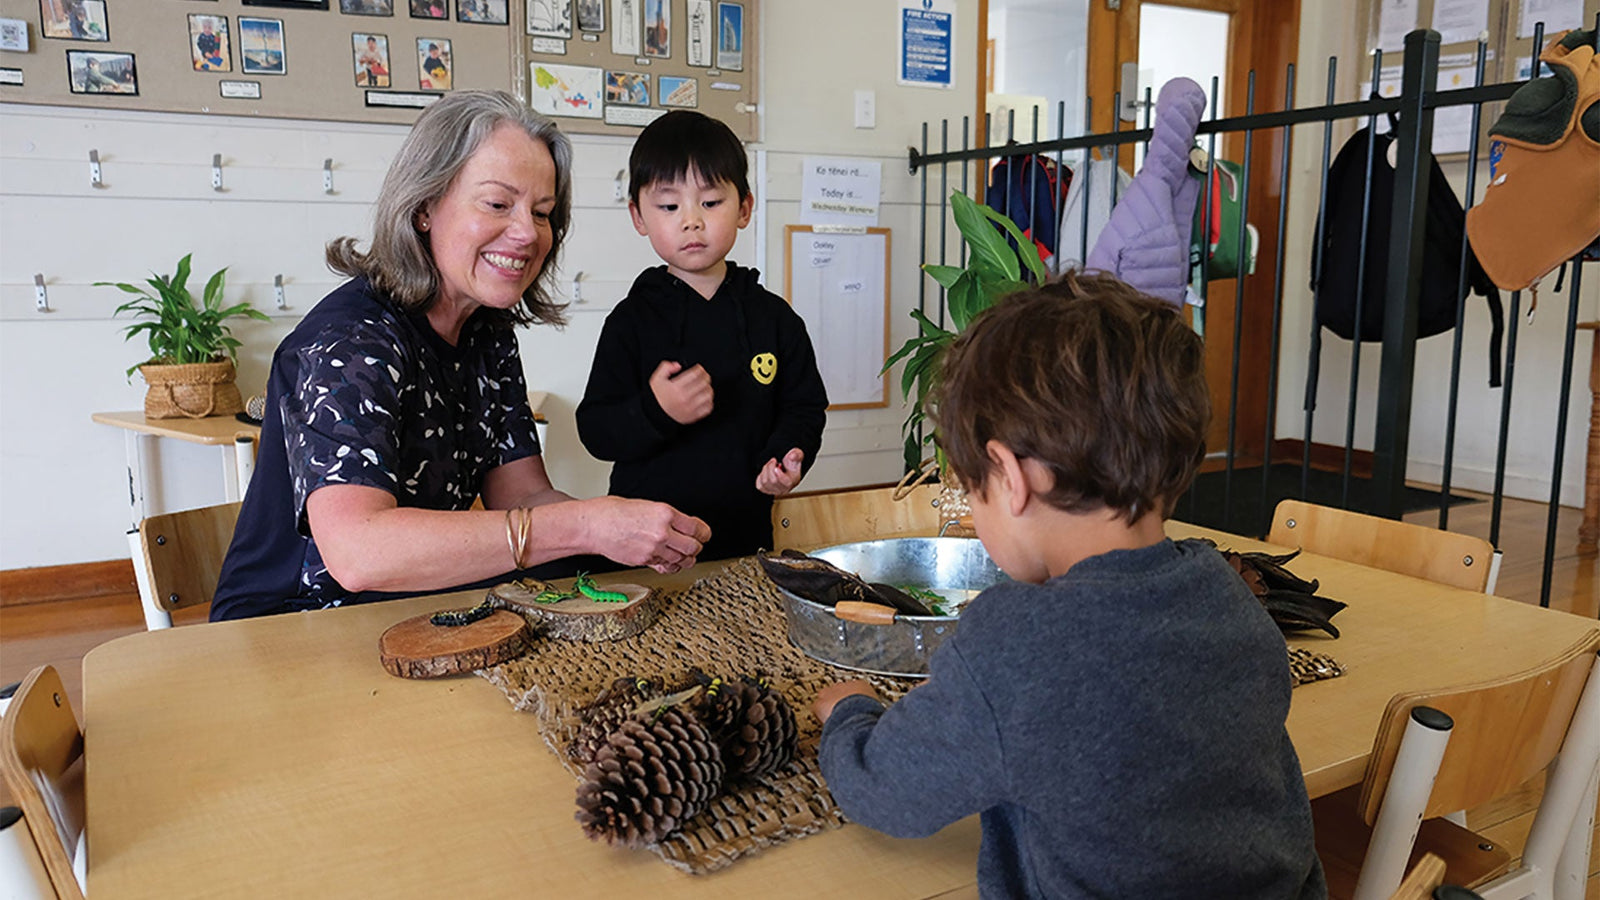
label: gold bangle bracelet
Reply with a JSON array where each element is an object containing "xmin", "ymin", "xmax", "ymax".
[
  {"xmin": 513, "ymin": 507, "xmax": 532, "ymax": 571},
  {"xmin": 505, "ymin": 508, "xmax": 520, "ymax": 570}
]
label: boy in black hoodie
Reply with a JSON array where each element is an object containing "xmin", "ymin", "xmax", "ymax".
[{"xmin": 577, "ymin": 111, "xmax": 828, "ymax": 560}]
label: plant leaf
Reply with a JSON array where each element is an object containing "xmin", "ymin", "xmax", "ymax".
[
  {"xmin": 922, "ymin": 264, "xmax": 964, "ymax": 289},
  {"xmin": 975, "ymin": 202, "xmax": 1050, "ymax": 283},
  {"xmin": 950, "ymin": 192, "xmax": 1020, "ymax": 283}
]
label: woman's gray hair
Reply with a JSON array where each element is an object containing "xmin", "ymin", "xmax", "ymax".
[{"xmin": 326, "ymin": 90, "xmax": 572, "ymax": 327}]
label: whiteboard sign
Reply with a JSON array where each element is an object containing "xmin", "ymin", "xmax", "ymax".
[{"xmin": 784, "ymin": 225, "xmax": 890, "ymax": 410}]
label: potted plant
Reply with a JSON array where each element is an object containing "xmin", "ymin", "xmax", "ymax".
[
  {"xmin": 100, "ymin": 254, "xmax": 270, "ymax": 419},
  {"xmin": 884, "ymin": 191, "xmax": 1049, "ymax": 476}
]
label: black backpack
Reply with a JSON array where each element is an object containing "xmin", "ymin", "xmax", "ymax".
[{"xmin": 1311, "ymin": 122, "xmax": 1504, "ymax": 386}]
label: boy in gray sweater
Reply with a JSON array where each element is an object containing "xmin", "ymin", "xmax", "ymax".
[{"xmin": 813, "ymin": 272, "xmax": 1326, "ymax": 899}]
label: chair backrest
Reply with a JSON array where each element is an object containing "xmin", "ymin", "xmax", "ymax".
[
  {"xmin": 1359, "ymin": 632, "xmax": 1600, "ymax": 823},
  {"xmin": 1388, "ymin": 853, "xmax": 1447, "ymax": 900},
  {"xmin": 771, "ymin": 484, "xmax": 944, "ymax": 551},
  {"xmin": 138, "ymin": 501, "xmax": 242, "ymax": 613},
  {"xmin": 1268, "ymin": 499, "xmax": 1496, "ymax": 593},
  {"xmin": 0, "ymin": 665, "xmax": 86, "ymax": 900}
]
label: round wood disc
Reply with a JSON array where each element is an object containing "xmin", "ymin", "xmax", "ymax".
[
  {"xmin": 379, "ymin": 608, "xmax": 532, "ymax": 679},
  {"xmin": 489, "ymin": 580, "xmax": 662, "ymax": 642}
]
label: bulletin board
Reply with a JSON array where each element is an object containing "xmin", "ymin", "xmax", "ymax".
[
  {"xmin": 517, "ymin": 0, "xmax": 759, "ymax": 140},
  {"xmin": 0, "ymin": 0, "xmax": 518, "ymax": 124},
  {"xmin": 784, "ymin": 225, "xmax": 890, "ymax": 411}
]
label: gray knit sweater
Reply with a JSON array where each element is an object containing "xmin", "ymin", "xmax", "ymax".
[{"xmin": 818, "ymin": 538, "xmax": 1327, "ymax": 899}]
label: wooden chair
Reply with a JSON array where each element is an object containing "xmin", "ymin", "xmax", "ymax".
[
  {"xmin": 1389, "ymin": 854, "xmax": 1447, "ymax": 900},
  {"xmin": 0, "ymin": 666, "xmax": 86, "ymax": 900},
  {"xmin": 771, "ymin": 483, "xmax": 946, "ymax": 552},
  {"xmin": 1313, "ymin": 633, "xmax": 1600, "ymax": 900},
  {"xmin": 1268, "ymin": 499, "xmax": 1498, "ymax": 593},
  {"xmin": 131, "ymin": 501, "xmax": 242, "ymax": 630}
]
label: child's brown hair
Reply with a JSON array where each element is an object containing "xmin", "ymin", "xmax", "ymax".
[{"xmin": 932, "ymin": 270, "xmax": 1209, "ymax": 523}]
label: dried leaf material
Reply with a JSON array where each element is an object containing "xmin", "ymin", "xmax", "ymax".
[
  {"xmin": 1215, "ymin": 544, "xmax": 1348, "ymax": 639},
  {"xmin": 756, "ymin": 550, "xmax": 938, "ymax": 616},
  {"xmin": 690, "ymin": 672, "xmax": 799, "ymax": 780},
  {"xmin": 567, "ymin": 676, "xmax": 663, "ymax": 765},
  {"xmin": 574, "ymin": 706, "xmax": 726, "ymax": 848}
]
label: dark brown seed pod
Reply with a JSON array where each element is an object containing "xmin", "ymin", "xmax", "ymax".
[
  {"xmin": 567, "ymin": 676, "xmax": 662, "ymax": 765},
  {"xmin": 574, "ymin": 705, "xmax": 725, "ymax": 847}
]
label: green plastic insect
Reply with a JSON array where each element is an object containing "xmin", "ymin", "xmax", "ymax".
[
  {"xmin": 429, "ymin": 597, "xmax": 493, "ymax": 627},
  {"xmin": 574, "ymin": 573, "xmax": 629, "ymax": 603}
]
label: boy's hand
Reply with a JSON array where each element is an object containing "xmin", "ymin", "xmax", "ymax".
[
  {"xmin": 650, "ymin": 360, "xmax": 714, "ymax": 425},
  {"xmin": 813, "ymin": 680, "xmax": 879, "ymax": 724},
  {"xmin": 755, "ymin": 448, "xmax": 806, "ymax": 496}
]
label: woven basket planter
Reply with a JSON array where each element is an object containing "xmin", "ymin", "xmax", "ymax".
[{"xmin": 139, "ymin": 359, "xmax": 243, "ymax": 419}]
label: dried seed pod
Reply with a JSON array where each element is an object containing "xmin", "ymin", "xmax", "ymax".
[
  {"xmin": 1218, "ymin": 547, "xmax": 1346, "ymax": 638},
  {"xmin": 567, "ymin": 676, "xmax": 661, "ymax": 765},
  {"xmin": 693, "ymin": 673, "xmax": 799, "ymax": 780},
  {"xmin": 574, "ymin": 705, "xmax": 725, "ymax": 847}
]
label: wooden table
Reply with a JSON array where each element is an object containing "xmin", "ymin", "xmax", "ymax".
[
  {"xmin": 90, "ymin": 411, "xmax": 261, "ymax": 529},
  {"xmin": 80, "ymin": 525, "xmax": 1600, "ymax": 898}
]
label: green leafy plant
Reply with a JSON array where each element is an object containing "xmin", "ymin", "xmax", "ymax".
[
  {"xmin": 882, "ymin": 191, "xmax": 1049, "ymax": 470},
  {"xmin": 99, "ymin": 254, "xmax": 269, "ymax": 377}
]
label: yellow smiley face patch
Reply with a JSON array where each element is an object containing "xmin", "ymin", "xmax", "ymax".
[{"xmin": 750, "ymin": 352, "xmax": 777, "ymax": 385}]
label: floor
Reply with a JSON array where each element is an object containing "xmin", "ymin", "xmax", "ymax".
[{"xmin": 1, "ymin": 491, "xmax": 1596, "ymax": 893}]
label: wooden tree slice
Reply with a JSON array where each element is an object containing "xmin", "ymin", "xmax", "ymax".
[
  {"xmin": 489, "ymin": 580, "xmax": 662, "ymax": 642},
  {"xmin": 379, "ymin": 608, "xmax": 532, "ymax": 679}
]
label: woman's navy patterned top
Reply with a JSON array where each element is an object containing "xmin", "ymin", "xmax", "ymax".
[{"xmin": 211, "ymin": 277, "xmax": 541, "ymax": 620}]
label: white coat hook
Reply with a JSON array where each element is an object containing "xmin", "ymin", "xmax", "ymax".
[
  {"xmin": 33, "ymin": 274, "xmax": 50, "ymax": 313},
  {"xmin": 571, "ymin": 270, "xmax": 585, "ymax": 304},
  {"xmin": 322, "ymin": 158, "xmax": 335, "ymax": 195},
  {"xmin": 273, "ymin": 274, "xmax": 288, "ymax": 310},
  {"xmin": 88, "ymin": 149, "xmax": 104, "ymax": 188},
  {"xmin": 612, "ymin": 168, "xmax": 626, "ymax": 203},
  {"xmin": 212, "ymin": 153, "xmax": 224, "ymax": 192}
]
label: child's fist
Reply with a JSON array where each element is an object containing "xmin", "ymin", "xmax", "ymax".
[
  {"xmin": 756, "ymin": 448, "xmax": 805, "ymax": 496},
  {"xmin": 650, "ymin": 360, "xmax": 714, "ymax": 424},
  {"xmin": 812, "ymin": 680, "xmax": 879, "ymax": 724}
]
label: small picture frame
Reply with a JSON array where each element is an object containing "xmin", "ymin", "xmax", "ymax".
[
  {"xmin": 659, "ymin": 74, "xmax": 697, "ymax": 108},
  {"xmin": 67, "ymin": 49, "xmax": 136, "ymax": 94},
  {"xmin": 40, "ymin": 0, "xmax": 108, "ymax": 41},
  {"xmin": 417, "ymin": 37, "xmax": 451, "ymax": 90},
  {"xmin": 409, "ymin": 0, "xmax": 447, "ymax": 18},
  {"xmin": 352, "ymin": 32, "xmax": 390, "ymax": 86},
  {"xmin": 604, "ymin": 70, "xmax": 649, "ymax": 106},
  {"xmin": 239, "ymin": 17, "xmax": 286, "ymax": 75},
  {"xmin": 456, "ymin": 0, "xmax": 506, "ymax": 24},
  {"xmin": 527, "ymin": 0, "xmax": 571, "ymax": 38},
  {"xmin": 341, "ymin": 0, "xmax": 394, "ymax": 15},
  {"xmin": 0, "ymin": 18, "xmax": 30, "ymax": 52},
  {"xmin": 188, "ymin": 14, "xmax": 231, "ymax": 73},
  {"xmin": 716, "ymin": 2, "xmax": 742, "ymax": 72},
  {"xmin": 575, "ymin": 0, "xmax": 602, "ymax": 32},
  {"xmin": 242, "ymin": 0, "xmax": 329, "ymax": 9},
  {"xmin": 643, "ymin": 0, "xmax": 669, "ymax": 58}
]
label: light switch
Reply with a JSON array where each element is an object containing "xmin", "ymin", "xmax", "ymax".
[{"xmin": 854, "ymin": 90, "xmax": 876, "ymax": 129}]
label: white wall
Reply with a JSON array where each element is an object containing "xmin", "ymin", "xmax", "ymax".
[{"xmin": 0, "ymin": 1, "xmax": 978, "ymax": 569}]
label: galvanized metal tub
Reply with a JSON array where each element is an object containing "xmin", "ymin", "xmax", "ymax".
[{"xmin": 775, "ymin": 537, "xmax": 1007, "ymax": 677}]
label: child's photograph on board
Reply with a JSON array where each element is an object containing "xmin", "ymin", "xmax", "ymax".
[
  {"xmin": 239, "ymin": 16, "xmax": 286, "ymax": 74},
  {"xmin": 417, "ymin": 37, "xmax": 451, "ymax": 90},
  {"xmin": 352, "ymin": 31, "xmax": 390, "ymax": 86},
  {"xmin": 340, "ymin": 0, "xmax": 394, "ymax": 14},
  {"xmin": 409, "ymin": 0, "xmax": 446, "ymax": 18},
  {"xmin": 67, "ymin": 49, "xmax": 135, "ymax": 93},
  {"xmin": 189, "ymin": 14, "xmax": 231, "ymax": 72},
  {"xmin": 40, "ymin": 0, "xmax": 107, "ymax": 41},
  {"xmin": 456, "ymin": 0, "xmax": 506, "ymax": 23}
]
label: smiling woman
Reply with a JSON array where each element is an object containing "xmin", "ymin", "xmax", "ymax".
[{"xmin": 210, "ymin": 90, "xmax": 711, "ymax": 622}]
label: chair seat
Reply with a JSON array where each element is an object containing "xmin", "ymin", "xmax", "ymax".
[{"xmin": 1312, "ymin": 785, "xmax": 1512, "ymax": 899}]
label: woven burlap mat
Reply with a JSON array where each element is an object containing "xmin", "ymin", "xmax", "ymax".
[{"xmin": 479, "ymin": 557, "xmax": 1342, "ymax": 874}]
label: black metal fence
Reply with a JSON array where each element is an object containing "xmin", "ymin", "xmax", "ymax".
[{"xmin": 907, "ymin": 24, "xmax": 1597, "ymax": 608}]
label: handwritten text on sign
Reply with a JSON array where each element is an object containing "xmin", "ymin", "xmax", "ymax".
[{"xmin": 801, "ymin": 157, "xmax": 881, "ymax": 227}]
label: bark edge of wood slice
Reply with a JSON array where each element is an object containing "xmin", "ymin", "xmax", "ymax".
[
  {"xmin": 379, "ymin": 608, "xmax": 532, "ymax": 679},
  {"xmin": 489, "ymin": 580, "xmax": 661, "ymax": 642}
]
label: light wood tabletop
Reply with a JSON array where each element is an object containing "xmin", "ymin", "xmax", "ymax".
[
  {"xmin": 80, "ymin": 524, "xmax": 1600, "ymax": 898},
  {"xmin": 90, "ymin": 410, "xmax": 260, "ymax": 446}
]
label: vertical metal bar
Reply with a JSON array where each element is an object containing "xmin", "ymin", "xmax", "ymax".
[
  {"xmin": 1053, "ymin": 101, "xmax": 1066, "ymax": 266},
  {"xmin": 1001, "ymin": 108, "xmax": 1016, "ymax": 229},
  {"xmin": 1370, "ymin": 28, "xmax": 1442, "ymax": 520},
  {"xmin": 1540, "ymin": 260, "xmax": 1585, "ymax": 607},
  {"xmin": 1439, "ymin": 38, "xmax": 1489, "ymax": 530},
  {"xmin": 960, "ymin": 116, "xmax": 970, "ymax": 270},
  {"xmin": 1078, "ymin": 97, "xmax": 1094, "ymax": 265},
  {"xmin": 1532, "ymin": 22, "xmax": 1547, "ymax": 77},
  {"xmin": 1110, "ymin": 89, "xmax": 1123, "ymax": 207},
  {"xmin": 1343, "ymin": 49, "xmax": 1386, "ymax": 509},
  {"xmin": 918, "ymin": 122, "xmax": 928, "ymax": 320},
  {"xmin": 1198, "ymin": 76, "xmax": 1222, "ymax": 337},
  {"xmin": 938, "ymin": 119, "xmax": 950, "ymax": 330},
  {"xmin": 1223, "ymin": 70, "xmax": 1257, "ymax": 521},
  {"xmin": 1264, "ymin": 63, "xmax": 1297, "ymax": 532},
  {"xmin": 1303, "ymin": 56, "xmax": 1338, "ymax": 499},
  {"xmin": 1490, "ymin": 291, "xmax": 1520, "ymax": 548},
  {"xmin": 1025, "ymin": 105, "xmax": 1040, "ymax": 276}
]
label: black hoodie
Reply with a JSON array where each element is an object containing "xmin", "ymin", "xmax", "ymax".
[{"xmin": 576, "ymin": 263, "xmax": 828, "ymax": 560}]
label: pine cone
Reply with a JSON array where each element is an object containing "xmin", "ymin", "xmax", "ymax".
[
  {"xmin": 567, "ymin": 676, "xmax": 661, "ymax": 765},
  {"xmin": 574, "ymin": 705, "xmax": 725, "ymax": 847},
  {"xmin": 693, "ymin": 673, "xmax": 799, "ymax": 780}
]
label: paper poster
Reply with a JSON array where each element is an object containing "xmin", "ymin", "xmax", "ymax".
[
  {"xmin": 611, "ymin": 0, "xmax": 640, "ymax": 56},
  {"xmin": 716, "ymin": 2, "xmax": 743, "ymax": 71},
  {"xmin": 898, "ymin": 0, "xmax": 955, "ymax": 89},
  {"xmin": 527, "ymin": 0, "xmax": 572, "ymax": 38},
  {"xmin": 644, "ymin": 0, "xmax": 670, "ymax": 58},
  {"xmin": 530, "ymin": 62, "xmax": 602, "ymax": 118},
  {"xmin": 801, "ymin": 157, "xmax": 882, "ymax": 226},
  {"xmin": 787, "ymin": 229, "xmax": 890, "ymax": 408},
  {"xmin": 687, "ymin": 0, "xmax": 712, "ymax": 67},
  {"xmin": 1518, "ymin": 0, "xmax": 1584, "ymax": 37},
  {"xmin": 1375, "ymin": 0, "xmax": 1417, "ymax": 51},
  {"xmin": 1433, "ymin": 65, "xmax": 1478, "ymax": 154},
  {"xmin": 1359, "ymin": 64, "xmax": 1403, "ymax": 100},
  {"xmin": 1430, "ymin": 0, "xmax": 1490, "ymax": 45},
  {"xmin": 660, "ymin": 75, "xmax": 698, "ymax": 107}
]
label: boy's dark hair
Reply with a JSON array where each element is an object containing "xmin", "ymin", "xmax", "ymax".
[
  {"xmin": 932, "ymin": 270, "xmax": 1209, "ymax": 523},
  {"xmin": 628, "ymin": 110, "xmax": 749, "ymax": 204}
]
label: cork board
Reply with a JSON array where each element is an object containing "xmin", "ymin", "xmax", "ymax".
[
  {"xmin": 0, "ymin": 0, "xmax": 519, "ymax": 125},
  {"xmin": 515, "ymin": 0, "xmax": 759, "ymax": 140}
]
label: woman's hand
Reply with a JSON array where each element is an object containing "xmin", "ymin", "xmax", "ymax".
[
  {"xmin": 577, "ymin": 495, "xmax": 711, "ymax": 573},
  {"xmin": 812, "ymin": 680, "xmax": 879, "ymax": 724}
]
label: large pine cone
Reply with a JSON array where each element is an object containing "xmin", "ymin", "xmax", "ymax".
[
  {"xmin": 567, "ymin": 676, "xmax": 661, "ymax": 765},
  {"xmin": 574, "ymin": 705, "xmax": 725, "ymax": 847},
  {"xmin": 694, "ymin": 673, "xmax": 799, "ymax": 780}
]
